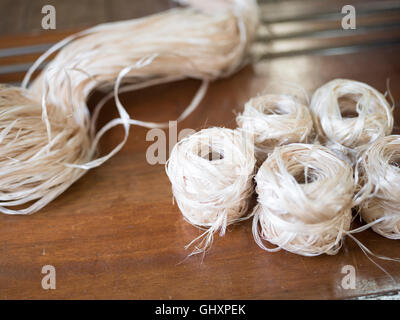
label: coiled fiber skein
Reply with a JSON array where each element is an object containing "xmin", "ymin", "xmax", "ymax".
[
  {"xmin": 252, "ymin": 143, "xmax": 354, "ymax": 256},
  {"xmin": 236, "ymin": 94, "xmax": 314, "ymax": 163},
  {"xmin": 166, "ymin": 127, "xmax": 255, "ymax": 254},
  {"xmin": 310, "ymin": 79, "xmax": 393, "ymax": 164}
]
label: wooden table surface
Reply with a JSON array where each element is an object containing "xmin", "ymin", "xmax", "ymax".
[{"xmin": 1, "ymin": 0, "xmax": 400, "ymax": 300}]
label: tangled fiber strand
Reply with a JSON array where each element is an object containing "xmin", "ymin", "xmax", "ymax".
[
  {"xmin": 252, "ymin": 143, "xmax": 354, "ymax": 256},
  {"xmin": 236, "ymin": 94, "xmax": 314, "ymax": 163},
  {"xmin": 310, "ymin": 79, "xmax": 393, "ymax": 164},
  {"xmin": 355, "ymin": 135, "xmax": 400, "ymax": 239},
  {"xmin": 0, "ymin": 0, "xmax": 259, "ymax": 215},
  {"xmin": 166, "ymin": 127, "xmax": 255, "ymax": 255}
]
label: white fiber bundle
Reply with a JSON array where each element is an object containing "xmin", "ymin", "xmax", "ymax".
[
  {"xmin": 252, "ymin": 143, "xmax": 355, "ymax": 256},
  {"xmin": 0, "ymin": 85, "xmax": 91, "ymax": 214},
  {"xmin": 166, "ymin": 127, "xmax": 255, "ymax": 254},
  {"xmin": 355, "ymin": 135, "xmax": 400, "ymax": 239},
  {"xmin": 0, "ymin": 0, "xmax": 259, "ymax": 215},
  {"xmin": 27, "ymin": 0, "xmax": 259, "ymax": 127},
  {"xmin": 236, "ymin": 94, "xmax": 314, "ymax": 162},
  {"xmin": 310, "ymin": 79, "xmax": 393, "ymax": 163}
]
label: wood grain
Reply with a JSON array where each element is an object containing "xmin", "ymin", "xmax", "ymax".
[{"xmin": 0, "ymin": 0, "xmax": 400, "ymax": 300}]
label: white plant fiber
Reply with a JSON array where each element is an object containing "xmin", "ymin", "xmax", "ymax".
[
  {"xmin": 252, "ymin": 143, "xmax": 354, "ymax": 256},
  {"xmin": 355, "ymin": 135, "xmax": 400, "ymax": 239},
  {"xmin": 166, "ymin": 127, "xmax": 255, "ymax": 254},
  {"xmin": 236, "ymin": 94, "xmax": 314, "ymax": 163},
  {"xmin": 310, "ymin": 79, "xmax": 393, "ymax": 164},
  {"xmin": 0, "ymin": 0, "xmax": 259, "ymax": 215}
]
